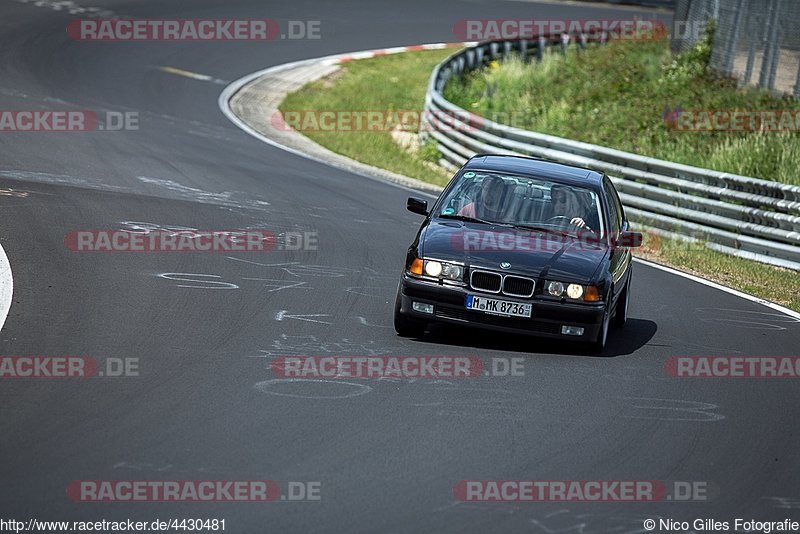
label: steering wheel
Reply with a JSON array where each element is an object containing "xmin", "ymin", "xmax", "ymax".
[{"xmin": 545, "ymin": 216, "xmax": 572, "ymax": 225}]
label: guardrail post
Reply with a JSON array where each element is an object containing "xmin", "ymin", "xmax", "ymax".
[
  {"xmin": 489, "ymin": 42, "xmax": 499, "ymax": 60},
  {"xmin": 744, "ymin": 9, "xmax": 761, "ymax": 84},
  {"xmin": 503, "ymin": 41, "xmax": 512, "ymax": 60},
  {"xmin": 537, "ymin": 36, "xmax": 546, "ymax": 61},
  {"xmin": 767, "ymin": 2, "xmax": 783, "ymax": 91},
  {"xmin": 578, "ymin": 33, "xmax": 588, "ymax": 51},
  {"xmin": 758, "ymin": 0, "xmax": 778, "ymax": 88},
  {"xmin": 465, "ymin": 49, "xmax": 475, "ymax": 70},
  {"xmin": 723, "ymin": 0, "xmax": 746, "ymax": 73},
  {"xmin": 560, "ymin": 33, "xmax": 570, "ymax": 54},
  {"xmin": 519, "ymin": 39, "xmax": 528, "ymax": 62},
  {"xmin": 794, "ymin": 55, "xmax": 800, "ymax": 96}
]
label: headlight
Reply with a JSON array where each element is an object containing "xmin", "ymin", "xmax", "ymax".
[
  {"xmin": 440, "ymin": 263, "xmax": 463, "ymax": 280},
  {"xmin": 546, "ymin": 281, "xmax": 565, "ymax": 296},
  {"xmin": 424, "ymin": 261, "xmax": 442, "ymax": 277},
  {"xmin": 566, "ymin": 283, "xmax": 583, "ymax": 299},
  {"xmin": 545, "ymin": 281, "xmax": 601, "ymax": 302},
  {"xmin": 421, "ymin": 259, "xmax": 462, "ymax": 281}
]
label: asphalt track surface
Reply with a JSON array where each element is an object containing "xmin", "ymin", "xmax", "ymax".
[{"xmin": 0, "ymin": 1, "xmax": 798, "ymax": 532}]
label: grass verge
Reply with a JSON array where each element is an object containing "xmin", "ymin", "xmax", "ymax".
[
  {"xmin": 279, "ymin": 49, "xmax": 452, "ymax": 186},
  {"xmin": 280, "ymin": 47, "xmax": 800, "ymax": 312}
]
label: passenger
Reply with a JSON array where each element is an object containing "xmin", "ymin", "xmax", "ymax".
[{"xmin": 458, "ymin": 176, "xmax": 505, "ymax": 220}]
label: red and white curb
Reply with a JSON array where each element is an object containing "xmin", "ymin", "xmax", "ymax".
[
  {"xmin": 218, "ymin": 42, "xmax": 800, "ymax": 321},
  {"xmin": 321, "ymin": 42, "xmax": 476, "ymax": 65}
]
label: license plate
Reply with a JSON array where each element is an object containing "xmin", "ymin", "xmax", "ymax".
[{"xmin": 466, "ymin": 294, "xmax": 532, "ymax": 318}]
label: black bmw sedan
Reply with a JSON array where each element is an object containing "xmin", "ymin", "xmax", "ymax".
[{"xmin": 394, "ymin": 154, "xmax": 641, "ymax": 351}]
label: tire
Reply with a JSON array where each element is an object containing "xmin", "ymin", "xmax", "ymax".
[
  {"xmin": 612, "ymin": 278, "xmax": 630, "ymax": 328},
  {"xmin": 589, "ymin": 303, "xmax": 610, "ymax": 353},
  {"xmin": 393, "ymin": 290, "xmax": 426, "ymax": 337}
]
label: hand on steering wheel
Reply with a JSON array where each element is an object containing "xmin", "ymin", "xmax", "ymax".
[
  {"xmin": 570, "ymin": 217, "xmax": 587, "ymax": 229},
  {"xmin": 545, "ymin": 216, "xmax": 592, "ymax": 232}
]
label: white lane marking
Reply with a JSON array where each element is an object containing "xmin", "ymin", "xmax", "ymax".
[
  {"xmin": 634, "ymin": 258, "xmax": 800, "ymax": 321},
  {"xmin": 275, "ymin": 310, "xmax": 332, "ymax": 324},
  {"xmin": 158, "ymin": 66, "xmax": 229, "ymax": 85},
  {"xmin": 0, "ymin": 242, "xmax": 12, "ymax": 332},
  {"xmin": 219, "ymin": 49, "xmax": 800, "ymax": 321}
]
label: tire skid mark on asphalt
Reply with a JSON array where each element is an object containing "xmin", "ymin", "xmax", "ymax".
[
  {"xmin": 762, "ymin": 496, "xmax": 800, "ymax": 509},
  {"xmin": 12, "ymin": 0, "xmax": 118, "ymax": 18},
  {"xmin": 136, "ymin": 176, "xmax": 271, "ymax": 210},
  {"xmin": 616, "ymin": 396, "xmax": 725, "ymax": 422},
  {"xmin": 250, "ymin": 334, "xmax": 401, "ymax": 358},
  {"xmin": 254, "ymin": 378, "xmax": 372, "ymax": 399},
  {"xmin": 0, "ymin": 170, "xmax": 130, "ymax": 192},
  {"xmin": 645, "ymin": 333, "xmax": 746, "ymax": 355},
  {"xmin": 695, "ymin": 306, "xmax": 800, "ymax": 331}
]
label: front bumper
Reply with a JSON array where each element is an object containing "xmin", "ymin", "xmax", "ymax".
[{"xmin": 399, "ymin": 274, "xmax": 605, "ymax": 341}]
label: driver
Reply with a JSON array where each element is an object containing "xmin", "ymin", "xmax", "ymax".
[
  {"xmin": 550, "ymin": 184, "xmax": 594, "ymax": 232},
  {"xmin": 458, "ymin": 175, "xmax": 505, "ymax": 220}
]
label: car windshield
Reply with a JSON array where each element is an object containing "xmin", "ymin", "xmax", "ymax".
[{"xmin": 436, "ymin": 170, "xmax": 605, "ymax": 238}]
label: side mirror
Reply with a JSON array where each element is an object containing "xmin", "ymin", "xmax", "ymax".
[
  {"xmin": 612, "ymin": 231, "xmax": 643, "ymax": 248},
  {"xmin": 406, "ymin": 197, "xmax": 428, "ymax": 216}
]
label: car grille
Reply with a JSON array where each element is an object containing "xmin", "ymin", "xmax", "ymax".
[
  {"xmin": 434, "ymin": 304, "xmax": 559, "ymax": 334},
  {"xmin": 470, "ymin": 270, "xmax": 535, "ymax": 298},
  {"xmin": 470, "ymin": 270, "xmax": 501, "ymax": 293},
  {"xmin": 502, "ymin": 276, "xmax": 535, "ymax": 298}
]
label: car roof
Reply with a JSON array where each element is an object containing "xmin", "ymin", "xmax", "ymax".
[{"xmin": 463, "ymin": 154, "xmax": 605, "ymax": 190}]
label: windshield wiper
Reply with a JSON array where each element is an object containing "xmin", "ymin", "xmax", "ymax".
[
  {"xmin": 508, "ymin": 223, "xmax": 575, "ymax": 236},
  {"xmin": 438, "ymin": 213, "xmax": 513, "ymax": 227}
]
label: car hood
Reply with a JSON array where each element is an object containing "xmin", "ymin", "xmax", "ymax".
[{"xmin": 419, "ymin": 220, "xmax": 608, "ymax": 283}]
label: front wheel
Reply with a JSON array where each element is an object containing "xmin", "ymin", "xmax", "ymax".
[
  {"xmin": 393, "ymin": 290, "xmax": 426, "ymax": 337},
  {"xmin": 612, "ymin": 278, "xmax": 630, "ymax": 328},
  {"xmin": 589, "ymin": 305, "xmax": 610, "ymax": 353}
]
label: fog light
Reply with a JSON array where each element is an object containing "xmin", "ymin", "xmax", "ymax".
[
  {"xmin": 412, "ymin": 302, "xmax": 434, "ymax": 314},
  {"xmin": 561, "ymin": 326, "xmax": 585, "ymax": 336}
]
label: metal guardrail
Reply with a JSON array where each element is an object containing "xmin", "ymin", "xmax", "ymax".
[{"xmin": 422, "ymin": 36, "xmax": 800, "ymax": 271}]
